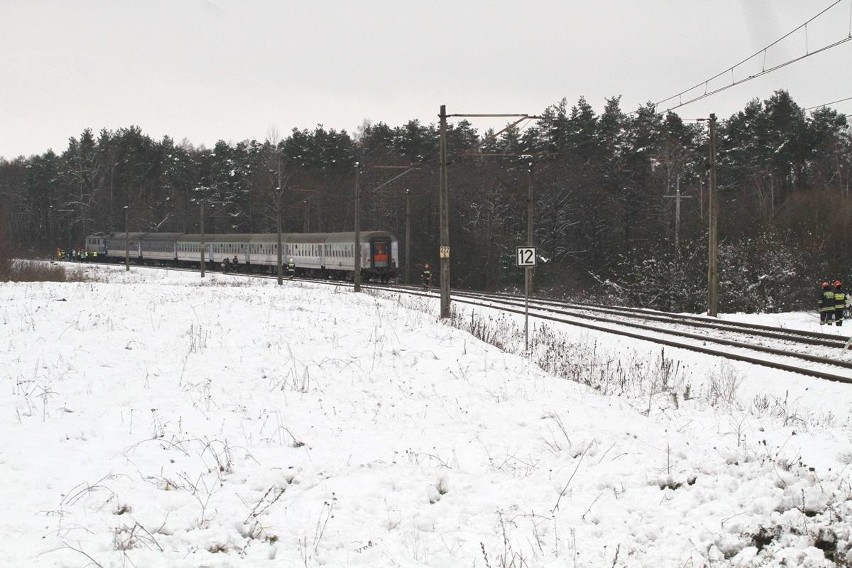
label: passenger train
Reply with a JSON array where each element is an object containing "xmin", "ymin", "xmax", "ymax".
[{"xmin": 84, "ymin": 231, "xmax": 399, "ymax": 281}]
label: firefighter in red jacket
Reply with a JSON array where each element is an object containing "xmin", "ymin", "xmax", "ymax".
[
  {"xmin": 834, "ymin": 280, "xmax": 846, "ymax": 326},
  {"xmin": 820, "ymin": 281, "xmax": 835, "ymax": 325}
]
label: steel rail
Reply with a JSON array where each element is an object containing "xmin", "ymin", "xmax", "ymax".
[{"xmin": 440, "ymin": 293, "xmax": 852, "ymax": 384}]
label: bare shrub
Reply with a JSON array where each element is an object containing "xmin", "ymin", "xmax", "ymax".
[
  {"xmin": 6, "ymin": 259, "xmax": 68, "ymax": 282},
  {"xmin": 705, "ymin": 363, "xmax": 742, "ymax": 407},
  {"xmin": 0, "ymin": 215, "xmax": 14, "ymax": 281},
  {"xmin": 449, "ymin": 308, "xmax": 511, "ymax": 350},
  {"xmin": 0, "ymin": 209, "xmax": 94, "ymax": 282}
]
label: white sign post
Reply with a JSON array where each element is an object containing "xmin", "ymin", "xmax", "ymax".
[{"xmin": 516, "ymin": 247, "xmax": 536, "ymax": 351}]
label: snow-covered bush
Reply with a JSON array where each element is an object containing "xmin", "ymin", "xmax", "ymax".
[{"xmin": 718, "ymin": 229, "xmax": 818, "ymax": 313}]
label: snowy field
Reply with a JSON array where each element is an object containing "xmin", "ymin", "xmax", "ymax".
[{"xmin": 3, "ymin": 265, "xmax": 852, "ymax": 567}]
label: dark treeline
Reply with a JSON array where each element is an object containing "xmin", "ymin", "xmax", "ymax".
[{"xmin": 1, "ymin": 90, "xmax": 850, "ymax": 313}]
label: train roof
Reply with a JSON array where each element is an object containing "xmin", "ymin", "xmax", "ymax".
[
  {"xmin": 106, "ymin": 232, "xmax": 149, "ymax": 240},
  {"xmin": 96, "ymin": 232, "xmax": 184, "ymax": 241},
  {"xmin": 140, "ymin": 232, "xmax": 184, "ymax": 241},
  {"xmin": 178, "ymin": 233, "xmax": 255, "ymax": 243},
  {"xmin": 248, "ymin": 233, "xmax": 328, "ymax": 244},
  {"xmin": 320, "ymin": 231, "xmax": 397, "ymax": 240},
  {"xmin": 89, "ymin": 231, "xmax": 398, "ymax": 244}
]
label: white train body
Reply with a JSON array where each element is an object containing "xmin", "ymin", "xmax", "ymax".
[{"xmin": 85, "ymin": 230, "xmax": 399, "ymax": 281}]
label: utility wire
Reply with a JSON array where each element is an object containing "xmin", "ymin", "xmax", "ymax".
[
  {"xmin": 805, "ymin": 95, "xmax": 852, "ymax": 110},
  {"xmin": 654, "ymin": 0, "xmax": 851, "ymax": 112}
]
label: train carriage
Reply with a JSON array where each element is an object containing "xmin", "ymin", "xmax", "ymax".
[
  {"xmin": 104, "ymin": 232, "xmax": 147, "ymax": 261},
  {"xmin": 139, "ymin": 232, "xmax": 182, "ymax": 263},
  {"xmin": 86, "ymin": 230, "xmax": 399, "ymax": 281},
  {"xmin": 208, "ymin": 234, "xmax": 254, "ymax": 267},
  {"xmin": 175, "ymin": 234, "xmax": 215, "ymax": 267},
  {"xmin": 244, "ymin": 233, "xmax": 279, "ymax": 269},
  {"xmin": 321, "ymin": 231, "xmax": 398, "ymax": 281},
  {"xmin": 243, "ymin": 232, "xmax": 327, "ymax": 274},
  {"xmin": 84, "ymin": 234, "xmax": 108, "ymax": 257},
  {"xmin": 285, "ymin": 232, "xmax": 328, "ymax": 275}
]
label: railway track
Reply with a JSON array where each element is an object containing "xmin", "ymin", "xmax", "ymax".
[
  {"xmin": 82, "ymin": 261, "xmax": 852, "ymax": 384},
  {"xmin": 413, "ymin": 287, "xmax": 852, "ymax": 384}
]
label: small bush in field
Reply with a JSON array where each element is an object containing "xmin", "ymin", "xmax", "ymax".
[
  {"xmin": 0, "ymin": 220, "xmax": 12, "ymax": 281},
  {"xmin": 0, "ymin": 213, "xmax": 94, "ymax": 282},
  {"xmin": 3, "ymin": 259, "xmax": 69, "ymax": 283}
]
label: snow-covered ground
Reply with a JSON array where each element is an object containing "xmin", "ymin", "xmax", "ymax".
[{"xmin": 3, "ymin": 265, "xmax": 852, "ymax": 567}]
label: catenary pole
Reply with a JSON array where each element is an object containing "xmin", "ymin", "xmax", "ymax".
[
  {"xmin": 124, "ymin": 205, "xmax": 129, "ymax": 272},
  {"xmin": 527, "ymin": 161, "xmax": 535, "ymax": 294},
  {"xmin": 405, "ymin": 189, "xmax": 411, "ymax": 285},
  {"xmin": 664, "ymin": 174, "xmax": 694, "ymax": 258},
  {"xmin": 707, "ymin": 114, "xmax": 719, "ymax": 317},
  {"xmin": 200, "ymin": 202, "xmax": 206, "ymax": 278},
  {"xmin": 675, "ymin": 175, "xmax": 682, "ymax": 252},
  {"xmin": 354, "ymin": 162, "xmax": 362, "ymax": 293},
  {"xmin": 439, "ymin": 105, "xmax": 450, "ymax": 318},
  {"xmin": 270, "ymin": 165, "xmax": 283, "ymax": 285}
]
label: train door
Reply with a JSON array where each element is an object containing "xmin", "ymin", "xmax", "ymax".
[{"xmin": 370, "ymin": 240, "xmax": 390, "ymax": 268}]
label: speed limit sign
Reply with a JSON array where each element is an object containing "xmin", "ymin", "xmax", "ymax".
[{"xmin": 516, "ymin": 247, "xmax": 536, "ymax": 267}]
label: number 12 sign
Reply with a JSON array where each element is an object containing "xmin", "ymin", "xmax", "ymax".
[{"xmin": 516, "ymin": 247, "xmax": 536, "ymax": 267}]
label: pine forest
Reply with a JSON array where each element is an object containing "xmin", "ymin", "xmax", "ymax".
[{"xmin": 1, "ymin": 90, "xmax": 850, "ymax": 313}]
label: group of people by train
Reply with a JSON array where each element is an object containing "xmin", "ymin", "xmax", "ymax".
[
  {"xmin": 819, "ymin": 280, "xmax": 847, "ymax": 326},
  {"xmin": 55, "ymin": 248, "xmax": 98, "ymax": 262},
  {"xmin": 221, "ymin": 256, "xmax": 296, "ymax": 279},
  {"xmin": 220, "ymin": 256, "xmax": 241, "ymax": 273}
]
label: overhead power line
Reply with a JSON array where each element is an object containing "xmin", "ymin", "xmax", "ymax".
[
  {"xmin": 804, "ymin": 94, "xmax": 852, "ymax": 110},
  {"xmin": 654, "ymin": 0, "xmax": 852, "ymax": 112}
]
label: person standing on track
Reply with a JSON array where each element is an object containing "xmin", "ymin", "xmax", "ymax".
[
  {"xmin": 421, "ymin": 263, "xmax": 432, "ymax": 290},
  {"xmin": 820, "ymin": 281, "xmax": 835, "ymax": 325},
  {"xmin": 834, "ymin": 280, "xmax": 846, "ymax": 326}
]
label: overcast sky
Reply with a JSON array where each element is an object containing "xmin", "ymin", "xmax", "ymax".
[{"xmin": 2, "ymin": 0, "xmax": 851, "ymax": 160}]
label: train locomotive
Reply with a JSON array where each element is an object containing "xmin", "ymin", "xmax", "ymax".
[{"xmin": 85, "ymin": 231, "xmax": 399, "ymax": 282}]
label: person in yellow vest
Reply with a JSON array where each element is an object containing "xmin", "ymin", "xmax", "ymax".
[
  {"xmin": 820, "ymin": 282, "xmax": 835, "ymax": 325},
  {"xmin": 834, "ymin": 280, "xmax": 846, "ymax": 326},
  {"xmin": 421, "ymin": 263, "xmax": 432, "ymax": 291}
]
